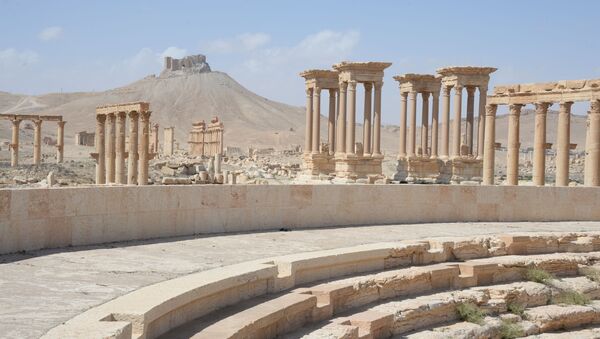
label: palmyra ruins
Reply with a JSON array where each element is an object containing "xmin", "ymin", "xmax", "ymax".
[{"xmin": 4, "ymin": 50, "xmax": 600, "ymax": 339}]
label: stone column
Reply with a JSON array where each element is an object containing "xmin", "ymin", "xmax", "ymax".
[
  {"xmin": 115, "ymin": 111, "xmax": 127, "ymax": 184},
  {"xmin": 152, "ymin": 123, "xmax": 159, "ymax": 154},
  {"xmin": 407, "ymin": 91, "xmax": 417, "ymax": 157},
  {"xmin": 95, "ymin": 114, "xmax": 106, "ymax": 184},
  {"xmin": 373, "ymin": 81, "xmax": 382, "ymax": 156},
  {"xmin": 363, "ymin": 83, "xmax": 373, "ymax": 154},
  {"xmin": 56, "ymin": 121, "xmax": 66, "ymax": 163},
  {"xmin": 346, "ymin": 81, "xmax": 357, "ymax": 155},
  {"xmin": 482, "ymin": 104, "xmax": 497, "ymax": 185},
  {"xmin": 33, "ymin": 119, "xmax": 42, "ymax": 165},
  {"xmin": 507, "ymin": 104, "xmax": 523, "ymax": 186},
  {"xmin": 476, "ymin": 87, "xmax": 487, "ymax": 159},
  {"xmin": 304, "ymin": 88, "xmax": 313, "ymax": 154},
  {"xmin": 431, "ymin": 92, "xmax": 440, "ymax": 158},
  {"xmin": 328, "ymin": 89, "xmax": 336, "ymax": 155},
  {"xmin": 466, "ymin": 86, "xmax": 476, "ymax": 156},
  {"xmin": 127, "ymin": 111, "xmax": 139, "ymax": 185},
  {"xmin": 440, "ymin": 86, "xmax": 451, "ymax": 159},
  {"xmin": 556, "ymin": 102, "xmax": 573, "ymax": 187},
  {"xmin": 105, "ymin": 113, "xmax": 116, "ymax": 183},
  {"xmin": 398, "ymin": 92, "xmax": 408, "ymax": 158},
  {"xmin": 312, "ymin": 87, "xmax": 321, "ymax": 154},
  {"xmin": 421, "ymin": 92, "xmax": 430, "ymax": 157},
  {"xmin": 219, "ymin": 128, "xmax": 224, "ymax": 155},
  {"xmin": 585, "ymin": 100, "xmax": 600, "ymax": 186},
  {"xmin": 336, "ymin": 82, "xmax": 347, "ymax": 154},
  {"xmin": 451, "ymin": 86, "xmax": 463, "ymax": 158},
  {"xmin": 533, "ymin": 102, "xmax": 550, "ymax": 186},
  {"xmin": 138, "ymin": 111, "xmax": 151, "ymax": 185},
  {"xmin": 10, "ymin": 119, "xmax": 21, "ymax": 167}
]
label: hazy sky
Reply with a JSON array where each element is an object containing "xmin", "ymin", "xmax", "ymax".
[{"xmin": 1, "ymin": 0, "xmax": 599, "ymax": 123}]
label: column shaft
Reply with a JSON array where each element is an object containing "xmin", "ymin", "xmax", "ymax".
[
  {"xmin": 56, "ymin": 121, "xmax": 66, "ymax": 163},
  {"xmin": 138, "ymin": 111, "xmax": 151, "ymax": 185},
  {"xmin": 95, "ymin": 115, "xmax": 106, "ymax": 184},
  {"xmin": 585, "ymin": 100, "xmax": 600, "ymax": 186},
  {"xmin": 476, "ymin": 87, "xmax": 487, "ymax": 159},
  {"xmin": 440, "ymin": 86, "xmax": 451, "ymax": 159},
  {"xmin": 556, "ymin": 102, "xmax": 572, "ymax": 186},
  {"xmin": 304, "ymin": 88, "xmax": 313, "ymax": 153},
  {"xmin": 33, "ymin": 119, "xmax": 42, "ymax": 165},
  {"xmin": 10, "ymin": 119, "xmax": 21, "ymax": 167},
  {"xmin": 127, "ymin": 112, "xmax": 139, "ymax": 185},
  {"xmin": 482, "ymin": 104, "xmax": 497, "ymax": 185},
  {"xmin": 398, "ymin": 92, "xmax": 408, "ymax": 157},
  {"xmin": 363, "ymin": 83, "xmax": 373, "ymax": 154},
  {"xmin": 431, "ymin": 92, "xmax": 440, "ymax": 158},
  {"xmin": 115, "ymin": 112, "xmax": 127, "ymax": 184},
  {"xmin": 346, "ymin": 81, "xmax": 357, "ymax": 154},
  {"xmin": 312, "ymin": 87, "xmax": 321, "ymax": 154},
  {"xmin": 451, "ymin": 86, "xmax": 463, "ymax": 158},
  {"xmin": 105, "ymin": 113, "xmax": 116, "ymax": 183},
  {"xmin": 328, "ymin": 89, "xmax": 336, "ymax": 155},
  {"xmin": 466, "ymin": 86, "xmax": 475, "ymax": 155},
  {"xmin": 407, "ymin": 91, "xmax": 417, "ymax": 157},
  {"xmin": 421, "ymin": 92, "xmax": 430, "ymax": 156},
  {"xmin": 507, "ymin": 104, "xmax": 523, "ymax": 185},
  {"xmin": 336, "ymin": 82, "xmax": 347, "ymax": 154},
  {"xmin": 373, "ymin": 82, "xmax": 382, "ymax": 155},
  {"xmin": 533, "ymin": 102, "xmax": 549, "ymax": 186}
]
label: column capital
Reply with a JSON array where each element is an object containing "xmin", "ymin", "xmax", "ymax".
[
  {"xmin": 106, "ymin": 112, "xmax": 116, "ymax": 121},
  {"xmin": 509, "ymin": 104, "xmax": 523, "ymax": 116},
  {"xmin": 339, "ymin": 81, "xmax": 348, "ymax": 91},
  {"xmin": 116, "ymin": 111, "xmax": 127, "ymax": 120},
  {"xmin": 363, "ymin": 82, "xmax": 373, "ymax": 91},
  {"xmin": 33, "ymin": 119, "xmax": 42, "ymax": 127},
  {"xmin": 140, "ymin": 111, "xmax": 152, "ymax": 121},
  {"xmin": 466, "ymin": 86, "xmax": 476, "ymax": 95},
  {"xmin": 485, "ymin": 104, "xmax": 498, "ymax": 116},
  {"xmin": 328, "ymin": 88, "xmax": 336, "ymax": 96},
  {"xmin": 534, "ymin": 102, "xmax": 551, "ymax": 114},
  {"xmin": 347, "ymin": 81, "xmax": 357, "ymax": 91},
  {"xmin": 373, "ymin": 81, "xmax": 383, "ymax": 90},
  {"xmin": 454, "ymin": 85, "xmax": 464, "ymax": 92},
  {"xmin": 478, "ymin": 85, "xmax": 488, "ymax": 93},
  {"xmin": 591, "ymin": 100, "xmax": 600, "ymax": 114},
  {"xmin": 421, "ymin": 91, "xmax": 430, "ymax": 100},
  {"xmin": 431, "ymin": 91, "xmax": 440, "ymax": 99},
  {"xmin": 442, "ymin": 85, "xmax": 451, "ymax": 96},
  {"xmin": 128, "ymin": 111, "xmax": 139, "ymax": 119},
  {"xmin": 313, "ymin": 87, "xmax": 321, "ymax": 95},
  {"xmin": 11, "ymin": 118, "xmax": 22, "ymax": 126},
  {"xmin": 559, "ymin": 101, "xmax": 574, "ymax": 112},
  {"xmin": 305, "ymin": 87, "xmax": 313, "ymax": 96},
  {"xmin": 96, "ymin": 114, "xmax": 107, "ymax": 123},
  {"xmin": 400, "ymin": 91, "xmax": 408, "ymax": 99},
  {"xmin": 408, "ymin": 90, "xmax": 418, "ymax": 99},
  {"xmin": 57, "ymin": 121, "xmax": 66, "ymax": 127}
]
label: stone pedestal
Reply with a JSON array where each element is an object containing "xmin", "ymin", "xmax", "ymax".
[
  {"xmin": 395, "ymin": 157, "xmax": 443, "ymax": 183},
  {"xmin": 303, "ymin": 152, "xmax": 335, "ymax": 177},
  {"xmin": 334, "ymin": 153, "xmax": 383, "ymax": 179},
  {"xmin": 446, "ymin": 158, "xmax": 483, "ymax": 184}
]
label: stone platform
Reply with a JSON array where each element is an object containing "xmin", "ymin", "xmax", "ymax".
[
  {"xmin": 334, "ymin": 153, "xmax": 383, "ymax": 178},
  {"xmin": 302, "ymin": 152, "xmax": 335, "ymax": 176},
  {"xmin": 394, "ymin": 157, "xmax": 482, "ymax": 184}
]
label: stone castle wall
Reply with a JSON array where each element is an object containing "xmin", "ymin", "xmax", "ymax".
[
  {"xmin": 161, "ymin": 54, "xmax": 211, "ymax": 76},
  {"xmin": 1, "ymin": 185, "xmax": 599, "ymax": 255}
]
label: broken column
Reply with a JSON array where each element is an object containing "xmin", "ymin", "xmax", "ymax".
[{"xmin": 56, "ymin": 121, "xmax": 66, "ymax": 163}]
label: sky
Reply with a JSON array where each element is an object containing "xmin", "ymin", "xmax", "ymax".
[{"xmin": 1, "ymin": 0, "xmax": 599, "ymax": 124}]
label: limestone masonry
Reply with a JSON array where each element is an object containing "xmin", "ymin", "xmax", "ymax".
[{"xmin": 160, "ymin": 54, "xmax": 211, "ymax": 77}]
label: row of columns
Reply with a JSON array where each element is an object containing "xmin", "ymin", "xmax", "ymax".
[
  {"xmin": 482, "ymin": 100, "xmax": 597, "ymax": 186},
  {"xmin": 94, "ymin": 110, "xmax": 151, "ymax": 185},
  {"xmin": 9, "ymin": 118, "xmax": 66, "ymax": 166},
  {"xmin": 399, "ymin": 91, "xmax": 440, "ymax": 158},
  {"xmin": 304, "ymin": 87, "xmax": 337, "ymax": 155}
]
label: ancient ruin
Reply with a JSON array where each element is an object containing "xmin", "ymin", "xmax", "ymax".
[
  {"xmin": 0, "ymin": 113, "xmax": 66, "ymax": 166},
  {"xmin": 484, "ymin": 78, "xmax": 600, "ymax": 186},
  {"xmin": 161, "ymin": 54, "xmax": 211, "ymax": 76},
  {"xmin": 163, "ymin": 126, "xmax": 174, "ymax": 156},
  {"xmin": 188, "ymin": 117, "xmax": 224, "ymax": 157},
  {"xmin": 74, "ymin": 131, "xmax": 94, "ymax": 146},
  {"xmin": 91, "ymin": 102, "xmax": 154, "ymax": 185}
]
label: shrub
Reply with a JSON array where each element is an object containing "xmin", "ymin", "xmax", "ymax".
[
  {"xmin": 524, "ymin": 268, "xmax": 554, "ymax": 284},
  {"xmin": 552, "ymin": 290, "xmax": 590, "ymax": 305},
  {"xmin": 506, "ymin": 302, "xmax": 525, "ymax": 317},
  {"xmin": 499, "ymin": 319, "xmax": 524, "ymax": 339},
  {"xmin": 456, "ymin": 302, "xmax": 485, "ymax": 325},
  {"xmin": 581, "ymin": 266, "xmax": 600, "ymax": 283}
]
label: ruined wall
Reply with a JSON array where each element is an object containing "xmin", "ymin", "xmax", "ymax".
[{"xmin": 1, "ymin": 185, "xmax": 599, "ymax": 255}]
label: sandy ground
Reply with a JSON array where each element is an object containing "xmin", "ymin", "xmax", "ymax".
[{"xmin": 1, "ymin": 221, "xmax": 600, "ymax": 339}]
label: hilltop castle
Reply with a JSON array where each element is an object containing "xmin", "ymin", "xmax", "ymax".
[{"xmin": 160, "ymin": 54, "xmax": 211, "ymax": 77}]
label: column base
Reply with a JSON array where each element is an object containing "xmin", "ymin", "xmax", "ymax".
[
  {"xmin": 302, "ymin": 152, "xmax": 335, "ymax": 176},
  {"xmin": 395, "ymin": 156, "xmax": 444, "ymax": 184},
  {"xmin": 334, "ymin": 153, "xmax": 383, "ymax": 179},
  {"xmin": 445, "ymin": 157, "xmax": 483, "ymax": 184}
]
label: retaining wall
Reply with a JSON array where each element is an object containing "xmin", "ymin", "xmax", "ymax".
[{"xmin": 1, "ymin": 184, "xmax": 599, "ymax": 255}]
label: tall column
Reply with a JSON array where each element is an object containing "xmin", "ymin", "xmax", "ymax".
[
  {"xmin": 127, "ymin": 111, "xmax": 139, "ymax": 185},
  {"xmin": 533, "ymin": 102, "xmax": 550, "ymax": 186},
  {"xmin": 138, "ymin": 111, "xmax": 151, "ymax": 185},
  {"xmin": 105, "ymin": 113, "xmax": 116, "ymax": 183},
  {"xmin": 440, "ymin": 86, "xmax": 451, "ymax": 159},
  {"xmin": 363, "ymin": 83, "xmax": 373, "ymax": 154},
  {"xmin": 466, "ymin": 86, "xmax": 475, "ymax": 155},
  {"xmin": 346, "ymin": 81, "xmax": 357, "ymax": 155},
  {"xmin": 451, "ymin": 86, "xmax": 463, "ymax": 158},
  {"xmin": 431, "ymin": 92, "xmax": 440, "ymax": 158},
  {"xmin": 407, "ymin": 91, "xmax": 417, "ymax": 157},
  {"xmin": 219, "ymin": 128, "xmax": 224, "ymax": 155},
  {"xmin": 312, "ymin": 87, "xmax": 321, "ymax": 154},
  {"xmin": 33, "ymin": 119, "xmax": 42, "ymax": 165},
  {"xmin": 556, "ymin": 102, "xmax": 572, "ymax": 187},
  {"xmin": 337, "ymin": 82, "xmax": 347, "ymax": 154},
  {"xmin": 10, "ymin": 119, "xmax": 21, "ymax": 167},
  {"xmin": 507, "ymin": 104, "xmax": 523, "ymax": 186},
  {"xmin": 398, "ymin": 92, "xmax": 408, "ymax": 158},
  {"xmin": 56, "ymin": 121, "xmax": 66, "ymax": 163},
  {"xmin": 482, "ymin": 104, "xmax": 497, "ymax": 185},
  {"xmin": 421, "ymin": 92, "xmax": 430, "ymax": 156},
  {"xmin": 476, "ymin": 87, "xmax": 487, "ymax": 159},
  {"xmin": 152, "ymin": 123, "xmax": 159, "ymax": 154},
  {"xmin": 115, "ymin": 111, "xmax": 127, "ymax": 184},
  {"xmin": 328, "ymin": 89, "xmax": 336, "ymax": 155},
  {"xmin": 373, "ymin": 81, "xmax": 382, "ymax": 156},
  {"xmin": 585, "ymin": 100, "xmax": 600, "ymax": 186},
  {"xmin": 304, "ymin": 88, "xmax": 313, "ymax": 154},
  {"xmin": 95, "ymin": 114, "xmax": 106, "ymax": 184}
]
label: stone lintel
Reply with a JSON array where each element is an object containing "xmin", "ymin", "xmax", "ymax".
[
  {"xmin": 300, "ymin": 69, "xmax": 339, "ymax": 89},
  {"xmin": 436, "ymin": 66, "xmax": 498, "ymax": 77},
  {"xmin": 96, "ymin": 102, "xmax": 150, "ymax": 115},
  {"xmin": 394, "ymin": 74, "xmax": 441, "ymax": 94},
  {"xmin": 334, "ymin": 61, "xmax": 392, "ymax": 84},
  {"xmin": 488, "ymin": 88, "xmax": 600, "ymax": 106}
]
